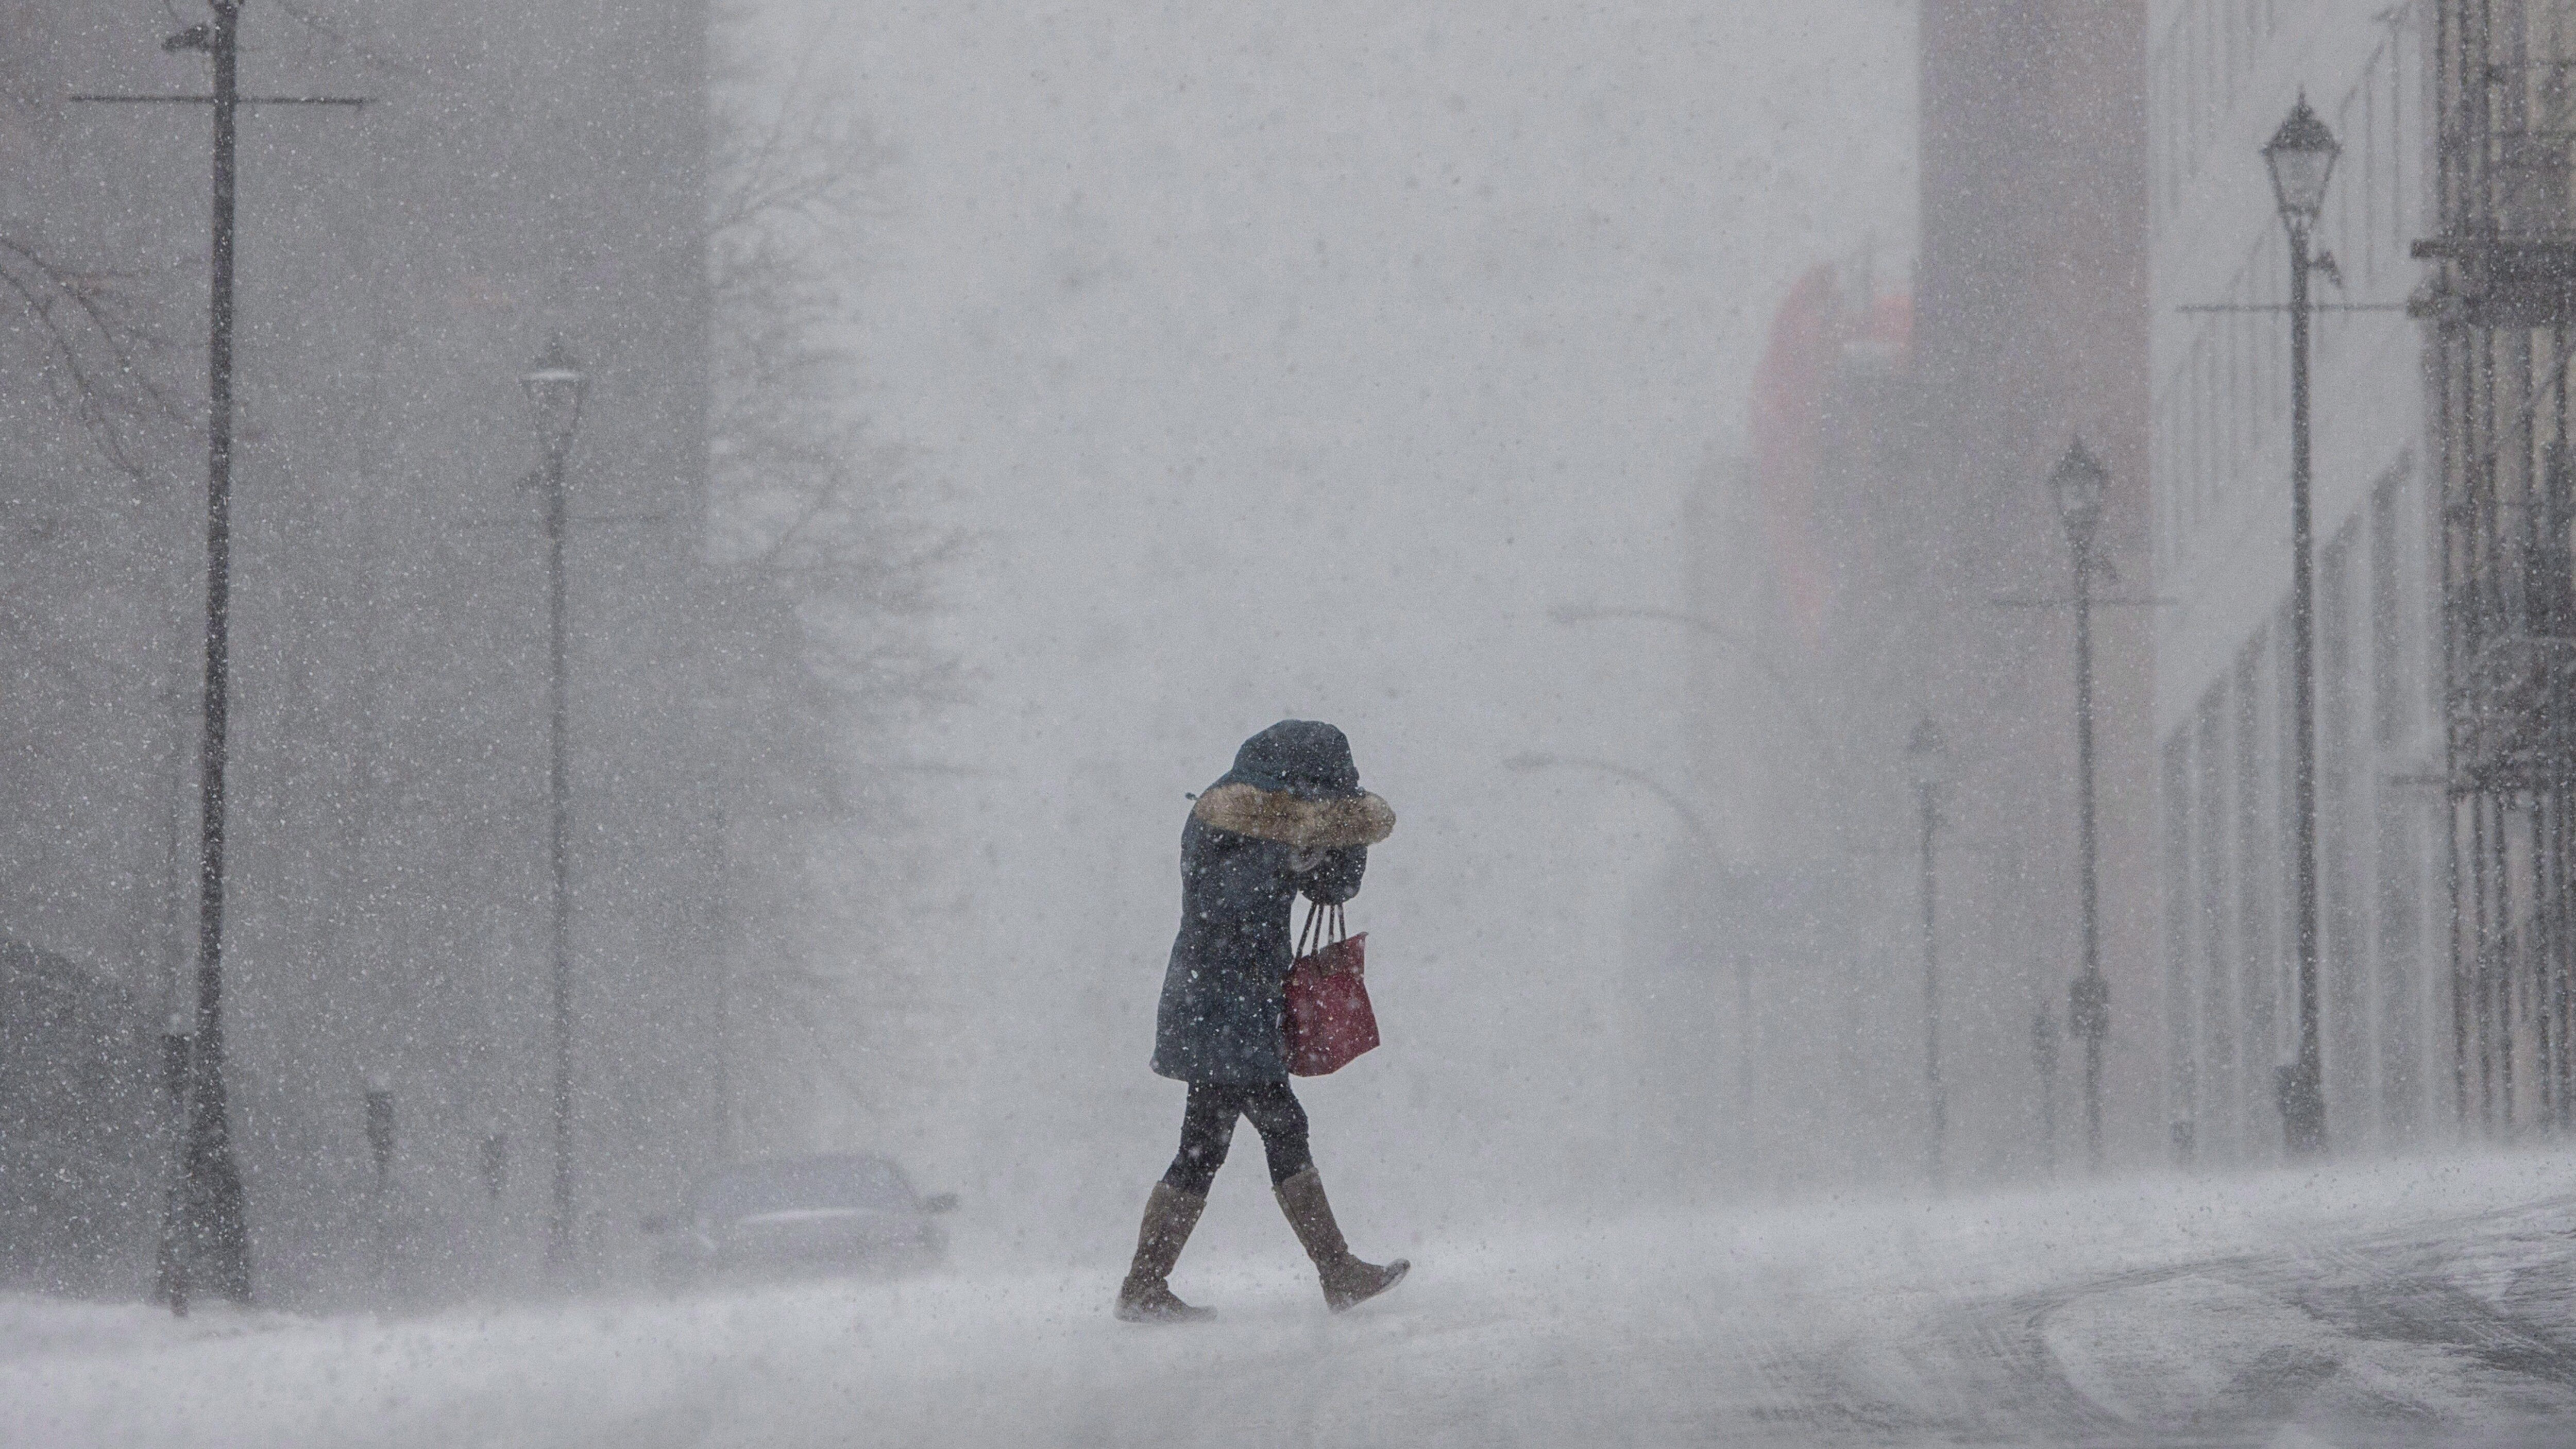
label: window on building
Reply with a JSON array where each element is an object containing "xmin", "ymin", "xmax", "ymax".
[
  {"xmin": 2164, "ymin": 728, "xmax": 2196, "ymax": 1136},
  {"xmin": 2323, "ymin": 523, "xmax": 2358, "ymax": 772},
  {"xmin": 2275, "ymin": 597, "xmax": 2299, "ymax": 1041},
  {"xmin": 2266, "ymin": 229, "xmax": 2286, "ymax": 427},
  {"xmin": 2380, "ymin": 38, "xmax": 2401, "ymax": 264},
  {"xmin": 2372, "ymin": 786, "xmax": 2424, "ymax": 1136},
  {"xmin": 2207, "ymin": 339, "xmax": 2223, "ymax": 524},
  {"xmin": 2320, "ymin": 518, "xmax": 2373, "ymax": 1124},
  {"xmin": 2217, "ymin": 0, "xmax": 2234, "ymax": 102},
  {"xmin": 2160, "ymin": 396, "xmax": 2182, "ymax": 564},
  {"xmin": 2362, "ymin": 57, "xmax": 2379, "ymax": 280},
  {"xmin": 2193, "ymin": 0, "xmax": 2213, "ymax": 175},
  {"xmin": 2337, "ymin": 88, "xmax": 2361, "ymax": 278},
  {"xmin": 2233, "ymin": 631, "xmax": 2276, "ymax": 1123},
  {"xmin": 2370, "ymin": 463, "xmax": 2411, "ymax": 749},
  {"xmin": 2237, "ymin": 308, "xmax": 2256, "ymax": 475},
  {"xmin": 2225, "ymin": 314, "xmax": 2244, "ymax": 477},
  {"xmin": 2197, "ymin": 684, "xmax": 2237, "ymax": 1152}
]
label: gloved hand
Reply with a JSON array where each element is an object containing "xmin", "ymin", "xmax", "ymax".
[{"xmin": 1285, "ymin": 846, "xmax": 1328, "ymax": 874}]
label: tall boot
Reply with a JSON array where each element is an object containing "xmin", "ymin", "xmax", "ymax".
[
  {"xmin": 1273, "ymin": 1167, "xmax": 1409, "ymax": 1312},
  {"xmin": 1116, "ymin": 1182, "xmax": 1214, "ymax": 1322}
]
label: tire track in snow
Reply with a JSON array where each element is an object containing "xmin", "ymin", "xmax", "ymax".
[{"xmin": 1962, "ymin": 1195, "xmax": 2576, "ymax": 1446}]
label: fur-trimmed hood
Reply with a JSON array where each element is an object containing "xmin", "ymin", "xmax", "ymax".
[{"xmin": 1192, "ymin": 782, "xmax": 1396, "ymax": 849}]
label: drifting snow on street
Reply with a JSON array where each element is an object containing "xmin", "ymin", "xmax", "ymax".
[{"xmin": 11, "ymin": 1152, "xmax": 2576, "ymax": 1448}]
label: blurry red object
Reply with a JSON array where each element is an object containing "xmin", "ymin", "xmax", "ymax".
[{"xmin": 1286, "ymin": 903, "xmax": 1379, "ymax": 1076}]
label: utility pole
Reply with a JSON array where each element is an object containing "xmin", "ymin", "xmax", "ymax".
[
  {"xmin": 77, "ymin": 0, "xmax": 365, "ymax": 1315},
  {"xmin": 173, "ymin": 0, "xmax": 252, "ymax": 1319}
]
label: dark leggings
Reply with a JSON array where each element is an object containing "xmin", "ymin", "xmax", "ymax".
[{"xmin": 1161, "ymin": 1080, "xmax": 1314, "ymax": 1197}]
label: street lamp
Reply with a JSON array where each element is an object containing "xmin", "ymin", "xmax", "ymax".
[
  {"xmin": 2049, "ymin": 437, "xmax": 2112, "ymax": 1173},
  {"xmin": 2263, "ymin": 96, "xmax": 2341, "ymax": 227},
  {"xmin": 2265, "ymin": 97, "xmax": 2338, "ymax": 1158},
  {"xmin": 1905, "ymin": 715, "xmax": 1951, "ymax": 1191},
  {"xmin": 522, "ymin": 338, "xmax": 587, "ymax": 471},
  {"xmin": 520, "ymin": 338, "xmax": 586, "ymax": 1280}
]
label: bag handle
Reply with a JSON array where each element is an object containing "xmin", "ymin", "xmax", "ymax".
[{"xmin": 1296, "ymin": 898, "xmax": 1349, "ymax": 964}]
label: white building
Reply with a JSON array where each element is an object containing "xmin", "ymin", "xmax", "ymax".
[{"xmin": 2149, "ymin": 2, "xmax": 2445, "ymax": 1162}]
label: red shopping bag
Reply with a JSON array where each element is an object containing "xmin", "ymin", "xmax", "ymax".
[{"xmin": 1286, "ymin": 901, "xmax": 1380, "ymax": 1076}]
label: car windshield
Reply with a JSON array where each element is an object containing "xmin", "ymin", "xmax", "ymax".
[{"xmin": 692, "ymin": 1155, "xmax": 917, "ymax": 1220}]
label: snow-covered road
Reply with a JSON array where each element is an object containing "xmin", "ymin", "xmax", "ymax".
[{"xmin": 12, "ymin": 1152, "xmax": 2576, "ymax": 1447}]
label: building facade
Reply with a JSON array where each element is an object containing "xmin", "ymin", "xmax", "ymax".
[
  {"xmin": 1914, "ymin": 0, "xmax": 2161, "ymax": 1172},
  {"xmin": 1685, "ymin": 1, "xmax": 2160, "ymax": 1188},
  {"xmin": 0, "ymin": 941, "xmax": 159, "ymax": 1295},
  {"xmin": 2148, "ymin": 2, "xmax": 2445, "ymax": 1161},
  {"xmin": 2419, "ymin": 0, "xmax": 2576, "ymax": 1136}
]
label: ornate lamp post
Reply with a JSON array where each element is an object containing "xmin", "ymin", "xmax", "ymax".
[
  {"xmin": 1906, "ymin": 716, "xmax": 1952, "ymax": 1191},
  {"xmin": 2049, "ymin": 437, "xmax": 2112, "ymax": 1172},
  {"xmin": 2264, "ymin": 98, "xmax": 2340, "ymax": 1158},
  {"xmin": 520, "ymin": 339, "xmax": 587, "ymax": 1277}
]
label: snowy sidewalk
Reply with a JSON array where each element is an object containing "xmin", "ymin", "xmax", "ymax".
[{"xmin": 9, "ymin": 1151, "xmax": 2576, "ymax": 1447}]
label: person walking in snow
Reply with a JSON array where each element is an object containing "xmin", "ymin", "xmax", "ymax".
[{"xmin": 1116, "ymin": 720, "xmax": 1408, "ymax": 1322}]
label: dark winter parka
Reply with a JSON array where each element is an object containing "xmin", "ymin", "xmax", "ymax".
[{"xmin": 1151, "ymin": 722, "xmax": 1397, "ymax": 1083}]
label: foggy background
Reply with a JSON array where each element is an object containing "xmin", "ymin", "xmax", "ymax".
[{"xmin": 768, "ymin": 1, "xmax": 1922, "ymax": 1259}]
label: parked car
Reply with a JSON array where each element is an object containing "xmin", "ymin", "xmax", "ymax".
[{"xmin": 643, "ymin": 1152, "xmax": 958, "ymax": 1288}]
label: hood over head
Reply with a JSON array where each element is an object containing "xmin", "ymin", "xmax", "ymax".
[
  {"xmin": 1221, "ymin": 720, "xmax": 1363, "ymax": 801},
  {"xmin": 1194, "ymin": 719, "xmax": 1394, "ymax": 848}
]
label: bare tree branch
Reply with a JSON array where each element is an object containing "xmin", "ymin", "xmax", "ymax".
[
  {"xmin": 704, "ymin": 33, "xmax": 967, "ymax": 1148},
  {"xmin": 0, "ymin": 234, "xmax": 187, "ymax": 481}
]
